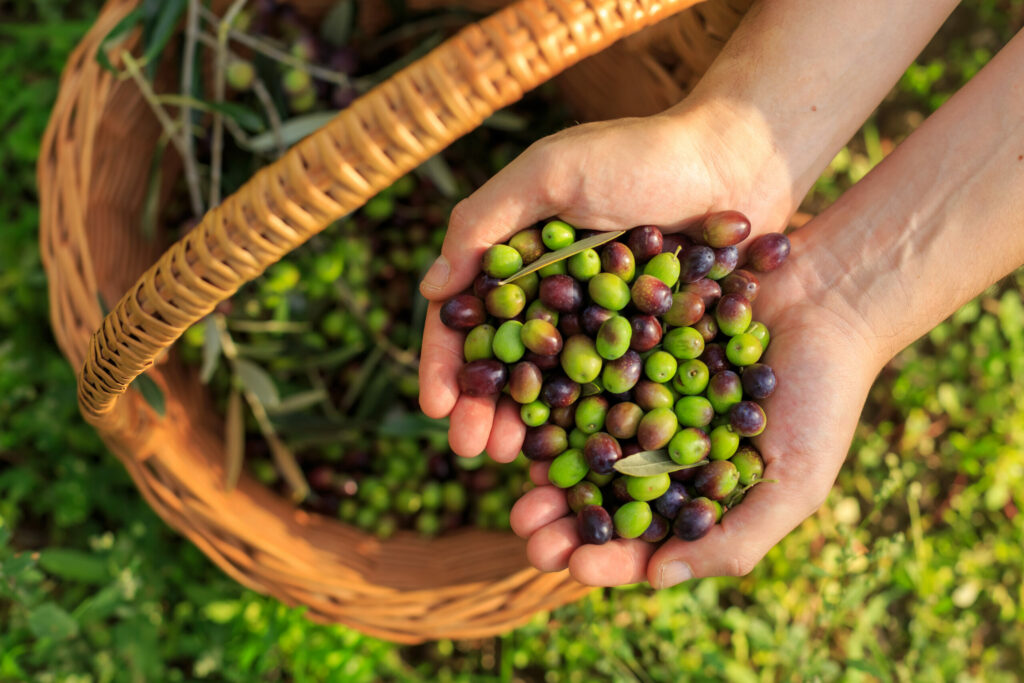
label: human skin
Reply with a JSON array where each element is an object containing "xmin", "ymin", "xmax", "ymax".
[
  {"xmin": 417, "ymin": 0, "xmax": 959, "ymax": 459},
  {"xmin": 513, "ymin": 24, "xmax": 1024, "ymax": 588}
]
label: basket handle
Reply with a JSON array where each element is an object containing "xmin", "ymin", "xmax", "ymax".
[{"xmin": 78, "ymin": 0, "xmax": 702, "ymax": 427}]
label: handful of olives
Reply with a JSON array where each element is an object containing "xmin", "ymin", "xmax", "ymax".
[{"xmin": 440, "ymin": 213, "xmax": 790, "ymax": 545}]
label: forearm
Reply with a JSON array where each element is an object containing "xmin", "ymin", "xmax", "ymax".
[
  {"xmin": 670, "ymin": 0, "xmax": 959, "ymax": 228},
  {"xmin": 797, "ymin": 28, "xmax": 1024, "ymax": 367}
]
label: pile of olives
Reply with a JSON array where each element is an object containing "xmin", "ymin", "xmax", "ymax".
[{"xmin": 441, "ymin": 214, "xmax": 790, "ymax": 544}]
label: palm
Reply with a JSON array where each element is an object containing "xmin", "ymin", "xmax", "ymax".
[
  {"xmin": 512, "ymin": 265, "xmax": 880, "ymax": 586},
  {"xmin": 420, "ymin": 114, "xmax": 792, "ymax": 460}
]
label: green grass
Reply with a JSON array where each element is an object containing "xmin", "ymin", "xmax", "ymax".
[{"xmin": 1, "ymin": 2, "xmax": 1023, "ymax": 681}]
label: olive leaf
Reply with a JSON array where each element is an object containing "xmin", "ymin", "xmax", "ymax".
[
  {"xmin": 244, "ymin": 111, "xmax": 336, "ymax": 154},
  {"xmin": 416, "ymin": 155, "xmax": 459, "ymax": 199},
  {"xmin": 140, "ymin": 135, "xmax": 168, "ymax": 242},
  {"xmin": 224, "ymin": 388, "xmax": 244, "ymax": 491},
  {"xmin": 140, "ymin": 0, "xmax": 187, "ymax": 79},
  {"xmin": 234, "ymin": 358, "xmax": 280, "ymax": 408},
  {"xmin": 613, "ymin": 450, "xmax": 708, "ymax": 477},
  {"xmin": 499, "ymin": 230, "xmax": 626, "ymax": 285},
  {"xmin": 95, "ymin": 8, "xmax": 143, "ymax": 73},
  {"xmin": 133, "ymin": 372, "xmax": 166, "ymax": 417},
  {"xmin": 200, "ymin": 316, "xmax": 222, "ymax": 384},
  {"xmin": 266, "ymin": 433, "xmax": 310, "ymax": 502},
  {"xmin": 581, "ymin": 381, "xmax": 603, "ymax": 397},
  {"xmin": 321, "ymin": 0, "xmax": 356, "ymax": 47},
  {"xmin": 265, "ymin": 389, "xmax": 330, "ymax": 415}
]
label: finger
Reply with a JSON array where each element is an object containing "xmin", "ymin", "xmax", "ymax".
[
  {"xmin": 510, "ymin": 485, "xmax": 569, "ymax": 538},
  {"xmin": 485, "ymin": 396, "xmax": 526, "ymax": 463},
  {"xmin": 447, "ymin": 394, "xmax": 497, "ymax": 457},
  {"xmin": 526, "ymin": 515, "xmax": 579, "ymax": 572},
  {"xmin": 419, "ymin": 139, "xmax": 568, "ymax": 300},
  {"xmin": 569, "ymin": 539, "xmax": 655, "ymax": 587},
  {"xmin": 528, "ymin": 461, "xmax": 551, "ymax": 486},
  {"xmin": 418, "ymin": 302, "xmax": 462, "ymax": 419},
  {"xmin": 647, "ymin": 464, "xmax": 827, "ymax": 588}
]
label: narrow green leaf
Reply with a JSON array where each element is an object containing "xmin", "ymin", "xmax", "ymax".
[
  {"xmin": 141, "ymin": 0, "xmax": 187, "ymax": 78},
  {"xmin": 613, "ymin": 450, "xmax": 708, "ymax": 477},
  {"xmin": 499, "ymin": 230, "xmax": 627, "ymax": 285},
  {"xmin": 378, "ymin": 411, "xmax": 449, "ymax": 437},
  {"xmin": 416, "ymin": 155, "xmax": 459, "ymax": 198},
  {"xmin": 482, "ymin": 110, "xmax": 529, "ymax": 132},
  {"xmin": 267, "ymin": 434, "xmax": 309, "ymax": 502},
  {"xmin": 38, "ymin": 549, "xmax": 108, "ymax": 584},
  {"xmin": 27, "ymin": 603, "xmax": 79, "ymax": 641},
  {"xmin": 157, "ymin": 95, "xmax": 265, "ymax": 133},
  {"xmin": 320, "ymin": 0, "xmax": 356, "ymax": 47},
  {"xmin": 266, "ymin": 389, "xmax": 329, "ymax": 415},
  {"xmin": 581, "ymin": 381, "xmax": 603, "ymax": 397},
  {"xmin": 140, "ymin": 134, "xmax": 168, "ymax": 242},
  {"xmin": 224, "ymin": 388, "xmax": 244, "ymax": 491},
  {"xmin": 134, "ymin": 372, "xmax": 166, "ymax": 417},
  {"xmin": 243, "ymin": 111, "xmax": 336, "ymax": 154},
  {"xmin": 200, "ymin": 316, "xmax": 222, "ymax": 384},
  {"xmin": 234, "ymin": 358, "xmax": 280, "ymax": 408},
  {"xmin": 94, "ymin": 9, "xmax": 143, "ymax": 73}
]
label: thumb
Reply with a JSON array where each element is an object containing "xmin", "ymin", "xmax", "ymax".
[{"xmin": 419, "ymin": 140, "xmax": 568, "ymax": 300}]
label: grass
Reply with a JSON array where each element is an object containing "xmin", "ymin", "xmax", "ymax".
[{"xmin": 1, "ymin": 1, "xmax": 1023, "ymax": 681}]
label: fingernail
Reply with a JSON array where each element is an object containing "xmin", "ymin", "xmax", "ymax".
[
  {"xmin": 658, "ymin": 561, "xmax": 694, "ymax": 588},
  {"xmin": 421, "ymin": 255, "xmax": 450, "ymax": 292}
]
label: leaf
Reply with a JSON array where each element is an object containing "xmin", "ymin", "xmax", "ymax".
[
  {"xmin": 266, "ymin": 389, "xmax": 329, "ymax": 415},
  {"xmin": 378, "ymin": 411, "xmax": 449, "ymax": 437},
  {"xmin": 482, "ymin": 110, "xmax": 529, "ymax": 132},
  {"xmin": 27, "ymin": 603, "xmax": 79, "ymax": 641},
  {"xmin": 200, "ymin": 316, "xmax": 222, "ymax": 384},
  {"xmin": 140, "ymin": 134, "xmax": 168, "ymax": 242},
  {"xmin": 224, "ymin": 388, "xmax": 244, "ymax": 491},
  {"xmin": 37, "ymin": 549, "xmax": 108, "ymax": 584},
  {"xmin": 499, "ymin": 230, "xmax": 627, "ymax": 285},
  {"xmin": 141, "ymin": 0, "xmax": 187, "ymax": 78},
  {"xmin": 613, "ymin": 450, "xmax": 708, "ymax": 477},
  {"xmin": 134, "ymin": 372, "xmax": 166, "ymax": 417},
  {"xmin": 416, "ymin": 155, "xmax": 459, "ymax": 198},
  {"xmin": 243, "ymin": 111, "xmax": 336, "ymax": 154},
  {"xmin": 95, "ymin": 8, "xmax": 143, "ymax": 73},
  {"xmin": 156, "ymin": 95, "xmax": 265, "ymax": 133},
  {"xmin": 267, "ymin": 434, "xmax": 309, "ymax": 502},
  {"xmin": 320, "ymin": 0, "xmax": 356, "ymax": 47},
  {"xmin": 581, "ymin": 381, "xmax": 603, "ymax": 397},
  {"xmin": 234, "ymin": 358, "xmax": 280, "ymax": 408}
]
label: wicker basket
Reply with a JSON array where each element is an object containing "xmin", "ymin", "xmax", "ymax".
[{"xmin": 39, "ymin": 0, "xmax": 750, "ymax": 643}]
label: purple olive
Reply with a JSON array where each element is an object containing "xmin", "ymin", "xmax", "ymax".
[
  {"xmin": 457, "ymin": 359, "xmax": 508, "ymax": 396},
  {"xmin": 627, "ymin": 225, "xmax": 664, "ymax": 262},
  {"xmin": 540, "ymin": 274, "xmax": 583, "ymax": 312},
  {"xmin": 522, "ymin": 424, "xmax": 568, "ymax": 461},
  {"xmin": 679, "ymin": 245, "xmax": 716, "ymax": 283},
  {"xmin": 440, "ymin": 294, "xmax": 486, "ymax": 330},
  {"xmin": 542, "ymin": 375, "xmax": 582, "ymax": 408},
  {"xmin": 741, "ymin": 363, "xmax": 776, "ymax": 399},
  {"xmin": 720, "ymin": 269, "xmax": 760, "ymax": 302},
  {"xmin": 662, "ymin": 291, "xmax": 705, "ymax": 327},
  {"xmin": 583, "ymin": 432, "xmax": 622, "ymax": 475},
  {"xmin": 701, "ymin": 210, "xmax": 751, "ymax": 248},
  {"xmin": 629, "ymin": 315, "xmax": 663, "ymax": 352},
  {"xmin": 631, "ymin": 275, "xmax": 673, "ymax": 316},
  {"xmin": 747, "ymin": 232, "xmax": 791, "ymax": 272},
  {"xmin": 682, "ymin": 278, "xmax": 722, "ymax": 309}
]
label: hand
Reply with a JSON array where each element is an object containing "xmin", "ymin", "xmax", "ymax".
[
  {"xmin": 417, "ymin": 108, "xmax": 792, "ymax": 460},
  {"xmin": 509, "ymin": 252, "xmax": 883, "ymax": 586}
]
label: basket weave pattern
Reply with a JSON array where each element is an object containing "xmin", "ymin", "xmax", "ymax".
[{"xmin": 40, "ymin": 0, "xmax": 746, "ymax": 642}]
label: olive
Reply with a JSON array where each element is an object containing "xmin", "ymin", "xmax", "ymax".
[
  {"xmin": 674, "ymin": 395, "xmax": 714, "ymax": 428},
  {"xmin": 726, "ymin": 332, "xmax": 764, "ymax": 367},
  {"xmin": 581, "ymin": 305, "xmax": 615, "ymax": 336},
  {"xmin": 457, "ymin": 359, "xmax": 507, "ymax": 396},
  {"xmin": 653, "ymin": 481, "xmax": 690, "ymax": 519},
  {"xmin": 540, "ymin": 274, "xmax": 584, "ymax": 312},
  {"xmin": 674, "ymin": 498, "xmax": 718, "ymax": 540},
  {"xmin": 509, "ymin": 361, "xmax": 544, "ymax": 404},
  {"xmin": 492, "ymin": 320, "xmax": 526, "ymax": 363},
  {"xmin": 707, "ymin": 246, "xmax": 739, "ymax": 280},
  {"xmin": 577, "ymin": 505, "xmax": 613, "ymax": 545},
  {"xmin": 729, "ymin": 400, "xmax": 767, "ymax": 436},
  {"xmin": 541, "ymin": 374, "xmax": 582, "ymax": 408},
  {"xmin": 522, "ymin": 424, "xmax": 568, "ymax": 461},
  {"xmin": 567, "ymin": 481, "xmax": 603, "ymax": 513},
  {"xmin": 601, "ymin": 241, "xmax": 636, "ymax": 282},
  {"xmin": 679, "ymin": 245, "xmax": 715, "ymax": 283},
  {"xmin": 643, "ymin": 252, "xmax": 681, "ymax": 288},
  {"xmin": 583, "ymin": 432, "xmax": 622, "ymax": 475},
  {"xmin": 440, "ymin": 294, "xmax": 486, "ymax": 330},
  {"xmin": 694, "ymin": 460, "xmax": 740, "ymax": 500},
  {"xmin": 745, "ymin": 321, "xmax": 770, "ymax": 349},
  {"xmin": 561, "ymin": 335, "xmax": 603, "ymax": 384},
  {"xmin": 520, "ymin": 318, "xmax": 563, "ymax": 356},
  {"xmin": 596, "ymin": 315, "xmax": 633, "ymax": 360},
  {"xmin": 631, "ymin": 274, "xmax": 673, "ymax": 316},
  {"xmin": 481, "ymin": 244, "xmax": 523, "ymax": 279},
  {"xmin": 707, "ymin": 371, "xmax": 743, "ymax": 413},
  {"xmin": 550, "ymin": 404, "xmax": 577, "ymax": 430},
  {"xmin": 662, "ymin": 326, "xmax": 705, "ymax": 361},
  {"xmin": 637, "ymin": 407, "xmax": 679, "ymax": 450},
  {"xmin": 605, "ymin": 401, "xmax": 644, "ymax": 439},
  {"xmin": 568, "ymin": 248, "xmax": 602, "ymax": 281},
  {"xmin": 509, "ymin": 228, "xmax": 545, "ymax": 264},
  {"xmin": 681, "ymin": 277, "xmax": 722, "ymax": 309},
  {"xmin": 731, "ymin": 445, "xmax": 765, "ymax": 485},
  {"xmin": 701, "ymin": 210, "xmax": 751, "ymax": 247},
  {"xmin": 629, "ymin": 315, "xmax": 663, "ymax": 352},
  {"xmin": 473, "ymin": 273, "xmax": 502, "ymax": 299},
  {"xmin": 463, "ymin": 324, "xmax": 496, "ymax": 362},
  {"xmin": 525, "ymin": 299, "xmax": 560, "ymax": 326},
  {"xmin": 715, "ymin": 293, "xmax": 753, "ymax": 337},
  {"xmin": 625, "ymin": 473, "xmax": 671, "ymax": 502},
  {"xmin": 614, "ymin": 501, "xmax": 653, "ymax": 539},
  {"xmin": 575, "ymin": 395, "xmax": 610, "ymax": 434},
  {"xmin": 668, "ymin": 427, "xmax": 711, "ymax": 465},
  {"xmin": 720, "ymin": 269, "xmax": 760, "ymax": 302},
  {"xmin": 644, "ymin": 350, "xmax": 678, "ymax": 384},
  {"xmin": 542, "ymin": 219, "xmax": 576, "ymax": 250},
  {"xmin": 548, "ymin": 449, "xmax": 589, "ymax": 488},
  {"xmin": 708, "ymin": 424, "xmax": 740, "ymax": 460},
  {"xmin": 588, "ymin": 273, "xmax": 631, "ymax": 311},
  {"xmin": 662, "ymin": 291, "xmax": 705, "ymax": 327},
  {"xmin": 627, "ymin": 225, "xmax": 663, "ymax": 262},
  {"xmin": 741, "ymin": 363, "xmax": 776, "ymax": 399},
  {"xmin": 485, "ymin": 283, "xmax": 527, "ymax": 319},
  {"xmin": 520, "ymin": 400, "xmax": 550, "ymax": 427},
  {"xmin": 633, "ymin": 380, "xmax": 675, "ymax": 411},
  {"xmin": 639, "ymin": 514, "xmax": 670, "ymax": 543},
  {"xmin": 747, "ymin": 232, "xmax": 791, "ymax": 272},
  {"xmin": 693, "ymin": 313, "xmax": 719, "ymax": 342}
]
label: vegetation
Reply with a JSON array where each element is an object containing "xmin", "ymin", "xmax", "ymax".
[{"xmin": 1, "ymin": 1, "xmax": 1022, "ymax": 681}]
